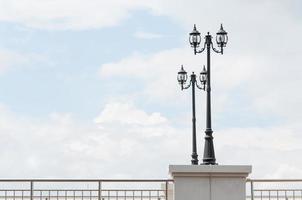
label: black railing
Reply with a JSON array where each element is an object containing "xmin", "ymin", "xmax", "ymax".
[
  {"xmin": 0, "ymin": 179, "xmax": 173, "ymax": 200},
  {"xmin": 247, "ymin": 179, "xmax": 302, "ymax": 200}
]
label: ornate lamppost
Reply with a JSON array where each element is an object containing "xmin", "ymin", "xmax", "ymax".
[
  {"xmin": 189, "ymin": 24, "xmax": 228, "ymax": 165},
  {"xmin": 177, "ymin": 65, "xmax": 207, "ymax": 165}
]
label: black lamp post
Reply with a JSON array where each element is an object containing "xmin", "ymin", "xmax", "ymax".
[
  {"xmin": 189, "ymin": 24, "xmax": 228, "ymax": 165},
  {"xmin": 177, "ymin": 65, "xmax": 206, "ymax": 165}
]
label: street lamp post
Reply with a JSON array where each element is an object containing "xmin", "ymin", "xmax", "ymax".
[
  {"xmin": 177, "ymin": 65, "xmax": 206, "ymax": 165},
  {"xmin": 189, "ymin": 24, "xmax": 228, "ymax": 165}
]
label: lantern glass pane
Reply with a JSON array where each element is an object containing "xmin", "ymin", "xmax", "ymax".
[
  {"xmin": 193, "ymin": 35, "xmax": 197, "ymax": 43},
  {"xmin": 220, "ymin": 35, "xmax": 224, "ymax": 43},
  {"xmin": 184, "ymin": 74, "xmax": 187, "ymax": 82},
  {"xmin": 177, "ymin": 74, "xmax": 182, "ymax": 83},
  {"xmin": 189, "ymin": 36, "xmax": 192, "ymax": 45}
]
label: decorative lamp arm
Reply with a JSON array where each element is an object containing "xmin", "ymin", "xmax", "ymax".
[
  {"xmin": 211, "ymin": 43, "xmax": 223, "ymax": 54},
  {"xmin": 195, "ymin": 42, "xmax": 206, "ymax": 54},
  {"xmin": 182, "ymin": 79, "xmax": 192, "ymax": 90},
  {"xmin": 195, "ymin": 81, "xmax": 205, "ymax": 91}
]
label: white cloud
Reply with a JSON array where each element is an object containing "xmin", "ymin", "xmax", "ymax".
[
  {"xmin": 0, "ymin": 101, "xmax": 301, "ymax": 179},
  {"xmin": 0, "ymin": 102, "xmax": 188, "ymax": 178},
  {"xmin": 0, "ymin": 0, "xmax": 158, "ymax": 30},
  {"xmin": 217, "ymin": 125, "xmax": 302, "ymax": 152},
  {"xmin": 134, "ymin": 31, "xmax": 163, "ymax": 39},
  {"xmin": 0, "ymin": 0, "xmax": 300, "ymax": 34},
  {"xmin": 0, "ymin": 99, "xmax": 302, "ymax": 178},
  {"xmin": 98, "ymin": 46, "xmax": 256, "ymax": 116},
  {"xmin": 99, "ymin": 48, "xmax": 200, "ymax": 103},
  {"xmin": 267, "ymin": 164, "xmax": 302, "ymax": 179},
  {"xmin": 94, "ymin": 102, "xmax": 167, "ymax": 126},
  {"xmin": 214, "ymin": 123, "xmax": 302, "ymax": 178},
  {"xmin": 99, "ymin": 25, "xmax": 302, "ymax": 122}
]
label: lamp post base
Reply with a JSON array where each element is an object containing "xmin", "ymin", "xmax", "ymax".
[
  {"xmin": 191, "ymin": 153, "xmax": 199, "ymax": 165},
  {"xmin": 202, "ymin": 130, "xmax": 216, "ymax": 165},
  {"xmin": 169, "ymin": 165, "xmax": 252, "ymax": 200}
]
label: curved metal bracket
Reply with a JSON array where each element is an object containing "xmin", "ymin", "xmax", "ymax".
[
  {"xmin": 195, "ymin": 42, "xmax": 206, "ymax": 54},
  {"xmin": 195, "ymin": 81, "xmax": 205, "ymax": 91},
  {"xmin": 211, "ymin": 43, "xmax": 222, "ymax": 54},
  {"xmin": 182, "ymin": 80, "xmax": 192, "ymax": 90}
]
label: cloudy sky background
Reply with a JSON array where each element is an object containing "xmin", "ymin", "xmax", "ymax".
[{"xmin": 0, "ymin": 0, "xmax": 301, "ymax": 179}]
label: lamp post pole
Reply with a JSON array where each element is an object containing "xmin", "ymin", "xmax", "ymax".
[
  {"xmin": 190, "ymin": 72, "xmax": 198, "ymax": 165},
  {"xmin": 203, "ymin": 33, "xmax": 215, "ymax": 165},
  {"xmin": 177, "ymin": 66, "xmax": 206, "ymax": 165},
  {"xmin": 189, "ymin": 24, "xmax": 228, "ymax": 165}
]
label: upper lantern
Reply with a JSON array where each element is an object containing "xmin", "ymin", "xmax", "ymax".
[
  {"xmin": 189, "ymin": 24, "xmax": 201, "ymax": 48},
  {"xmin": 216, "ymin": 24, "xmax": 228, "ymax": 47},
  {"xmin": 177, "ymin": 65, "xmax": 188, "ymax": 86}
]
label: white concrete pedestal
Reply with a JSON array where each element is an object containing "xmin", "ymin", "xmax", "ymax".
[{"xmin": 169, "ymin": 165, "xmax": 252, "ymax": 200}]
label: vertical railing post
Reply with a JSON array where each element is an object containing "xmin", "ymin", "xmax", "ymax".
[
  {"xmin": 251, "ymin": 180, "xmax": 254, "ymax": 200},
  {"xmin": 98, "ymin": 181, "xmax": 102, "ymax": 200},
  {"xmin": 30, "ymin": 181, "xmax": 34, "ymax": 200},
  {"xmin": 165, "ymin": 181, "xmax": 168, "ymax": 200}
]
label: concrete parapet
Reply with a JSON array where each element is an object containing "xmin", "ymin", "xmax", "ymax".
[{"xmin": 169, "ymin": 165, "xmax": 252, "ymax": 200}]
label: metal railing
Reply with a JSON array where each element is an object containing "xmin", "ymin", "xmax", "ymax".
[
  {"xmin": 0, "ymin": 179, "xmax": 173, "ymax": 200},
  {"xmin": 1, "ymin": 178, "xmax": 302, "ymax": 200},
  {"xmin": 247, "ymin": 179, "xmax": 302, "ymax": 200}
]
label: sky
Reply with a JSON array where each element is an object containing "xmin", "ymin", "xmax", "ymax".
[{"xmin": 0, "ymin": 0, "xmax": 302, "ymax": 179}]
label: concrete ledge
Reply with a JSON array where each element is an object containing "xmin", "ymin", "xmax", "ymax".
[{"xmin": 169, "ymin": 165, "xmax": 252, "ymax": 177}]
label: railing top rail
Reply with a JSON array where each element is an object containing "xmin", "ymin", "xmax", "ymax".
[
  {"xmin": 247, "ymin": 179, "xmax": 302, "ymax": 182},
  {"xmin": 0, "ymin": 189, "xmax": 167, "ymax": 191},
  {"xmin": 0, "ymin": 179, "xmax": 174, "ymax": 182},
  {"xmin": 253, "ymin": 189, "xmax": 302, "ymax": 191}
]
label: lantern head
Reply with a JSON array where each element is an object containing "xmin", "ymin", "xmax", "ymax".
[
  {"xmin": 216, "ymin": 24, "xmax": 228, "ymax": 48},
  {"xmin": 189, "ymin": 24, "xmax": 201, "ymax": 49},
  {"xmin": 199, "ymin": 65, "xmax": 207, "ymax": 86},
  {"xmin": 177, "ymin": 65, "xmax": 188, "ymax": 87}
]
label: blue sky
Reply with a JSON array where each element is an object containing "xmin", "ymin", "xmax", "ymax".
[
  {"xmin": 0, "ymin": 0, "xmax": 301, "ymax": 179},
  {"xmin": 0, "ymin": 11, "xmax": 183, "ymax": 118}
]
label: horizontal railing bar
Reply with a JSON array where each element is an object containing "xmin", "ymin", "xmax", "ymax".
[
  {"xmin": 0, "ymin": 198, "xmax": 164, "ymax": 199},
  {"xmin": 254, "ymin": 189, "xmax": 302, "ymax": 191},
  {"xmin": 0, "ymin": 190, "xmax": 166, "ymax": 192},
  {"xmin": 0, "ymin": 179, "xmax": 173, "ymax": 182},
  {"xmin": 247, "ymin": 196, "xmax": 301, "ymax": 198},
  {"xmin": 247, "ymin": 179, "xmax": 302, "ymax": 182},
  {"xmin": 0, "ymin": 198, "xmax": 167, "ymax": 199},
  {"xmin": 0, "ymin": 195, "xmax": 166, "ymax": 197},
  {"xmin": 0, "ymin": 197, "xmax": 168, "ymax": 199},
  {"xmin": 1, "ymin": 178, "xmax": 302, "ymax": 182}
]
